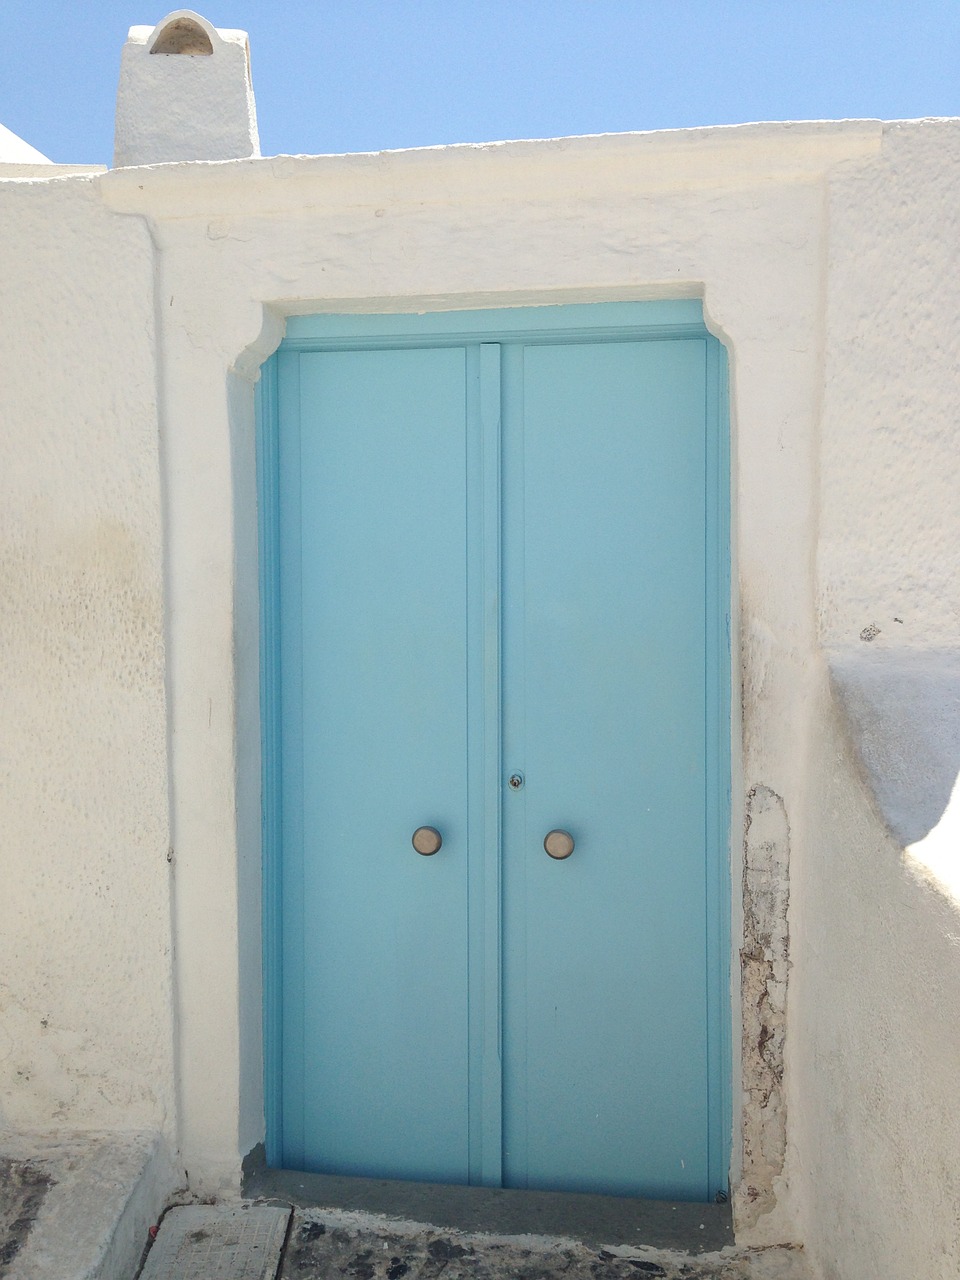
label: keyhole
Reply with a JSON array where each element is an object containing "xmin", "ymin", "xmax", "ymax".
[{"xmin": 508, "ymin": 773, "xmax": 524, "ymax": 791}]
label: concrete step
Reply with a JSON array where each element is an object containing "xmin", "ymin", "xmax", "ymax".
[{"xmin": 0, "ymin": 1129, "xmax": 180, "ymax": 1280}]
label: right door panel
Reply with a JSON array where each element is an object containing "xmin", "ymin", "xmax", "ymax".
[{"xmin": 501, "ymin": 338, "xmax": 714, "ymax": 1199}]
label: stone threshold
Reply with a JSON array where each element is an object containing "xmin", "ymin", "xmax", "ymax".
[{"xmin": 243, "ymin": 1156, "xmax": 734, "ymax": 1255}]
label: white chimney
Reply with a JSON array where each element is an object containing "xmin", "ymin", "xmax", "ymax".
[{"xmin": 114, "ymin": 10, "xmax": 260, "ymax": 167}]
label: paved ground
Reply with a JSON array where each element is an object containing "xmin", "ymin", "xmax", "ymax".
[
  {"xmin": 0, "ymin": 1135, "xmax": 812, "ymax": 1280},
  {"xmin": 0, "ymin": 1130, "xmax": 172, "ymax": 1280},
  {"xmin": 137, "ymin": 1205, "xmax": 290, "ymax": 1280},
  {"xmin": 275, "ymin": 1208, "xmax": 811, "ymax": 1280},
  {"xmin": 0, "ymin": 1159, "xmax": 51, "ymax": 1275}
]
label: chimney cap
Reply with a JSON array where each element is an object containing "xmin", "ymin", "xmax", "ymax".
[{"xmin": 113, "ymin": 11, "xmax": 259, "ymax": 167}]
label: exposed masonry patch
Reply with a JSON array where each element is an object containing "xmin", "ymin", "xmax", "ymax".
[{"xmin": 736, "ymin": 785, "xmax": 790, "ymax": 1232}]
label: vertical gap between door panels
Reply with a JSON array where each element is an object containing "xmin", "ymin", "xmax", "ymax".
[{"xmin": 498, "ymin": 340, "xmax": 528, "ymax": 1190}]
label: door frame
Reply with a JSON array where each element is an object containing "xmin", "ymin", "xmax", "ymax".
[{"xmin": 257, "ymin": 299, "xmax": 732, "ymax": 1196}]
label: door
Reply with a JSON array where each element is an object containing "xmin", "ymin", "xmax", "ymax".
[{"xmin": 261, "ymin": 302, "xmax": 730, "ymax": 1202}]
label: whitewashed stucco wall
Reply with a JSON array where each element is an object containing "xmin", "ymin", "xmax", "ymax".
[
  {"xmin": 791, "ymin": 120, "xmax": 960, "ymax": 1280},
  {"xmin": 1, "ymin": 119, "xmax": 958, "ymax": 1280},
  {"xmin": 0, "ymin": 177, "xmax": 175, "ymax": 1136},
  {"xmin": 95, "ymin": 121, "xmax": 871, "ymax": 1211}
]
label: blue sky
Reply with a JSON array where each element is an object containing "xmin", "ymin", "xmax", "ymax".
[{"xmin": 3, "ymin": 1, "xmax": 958, "ymax": 165}]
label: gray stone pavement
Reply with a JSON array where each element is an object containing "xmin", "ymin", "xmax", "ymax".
[
  {"xmin": 0, "ymin": 1134, "xmax": 812, "ymax": 1280},
  {"xmin": 243, "ymin": 1168, "xmax": 736, "ymax": 1255},
  {"xmin": 274, "ymin": 1208, "xmax": 811, "ymax": 1280}
]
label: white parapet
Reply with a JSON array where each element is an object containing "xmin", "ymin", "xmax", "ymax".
[
  {"xmin": 114, "ymin": 10, "xmax": 260, "ymax": 167},
  {"xmin": 0, "ymin": 121, "xmax": 51, "ymax": 163}
]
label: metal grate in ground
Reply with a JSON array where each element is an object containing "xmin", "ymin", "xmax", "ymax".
[{"xmin": 138, "ymin": 1204, "xmax": 290, "ymax": 1280}]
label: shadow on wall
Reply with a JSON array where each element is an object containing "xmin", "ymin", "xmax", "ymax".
[{"xmin": 829, "ymin": 647, "xmax": 960, "ymax": 900}]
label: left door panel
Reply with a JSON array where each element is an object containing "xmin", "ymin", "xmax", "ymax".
[{"xmin": 278, "ymin": 346, "xmax": 471, "ymax": 1181}]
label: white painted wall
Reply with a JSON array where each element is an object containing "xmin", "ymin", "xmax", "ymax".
[
  {"xmin": 96, "ymin": 121, "xmax": 865, "ymax": 1206},
  {"xmin": 0, "ymin": 178, "xmax": 175, "ymax": 1140},
  {"xmin": 115, "ymin": 11, "xmax": 259, "ymax": 167},
  {"xmin": 0, "ymin": 117, "xmax": 958, "ymax": 1280},
  {"xmin": 791, "ymin": 120, "xmax": 960, "ymax": 1280}
]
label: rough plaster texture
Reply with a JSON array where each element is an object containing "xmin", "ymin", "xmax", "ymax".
[
  {"xmin": 818, "ymin": 123, "xmax": 960, "ymax": 653},
  {"xmin": 0, "ymin": 180, "xmax": 175, "ymax": 1139},
  {"xmin": 1, "ymin": 114, "xmax": 959, "ymax": 1277},
  {"xmin": 792, "ymin": 680, "xmax": 960, "ymax": 1280},
  {"xmin": 114, "ymin": 12, "xmax": 259, "ymax": 167},
  {"xmin": 0, "ymin": 1129, "xmax": 181, "ymax": 1280},
  {"xmin": 791, "ymin": 120, "xmax": 960, "ymax": 1280}
]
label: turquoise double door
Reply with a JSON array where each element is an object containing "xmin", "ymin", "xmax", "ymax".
[{"xmin": 261, "ymin": 303, "xmax": 729, "ymax": 1203}]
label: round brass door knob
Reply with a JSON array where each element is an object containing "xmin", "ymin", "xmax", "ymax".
[
  {"xmin": 543, "ymin": 829, "xmax": 575, "ymax": 860},
  {"xmin": 412, "ymin": 826, "xmax": 443, "ymax": 856}
]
